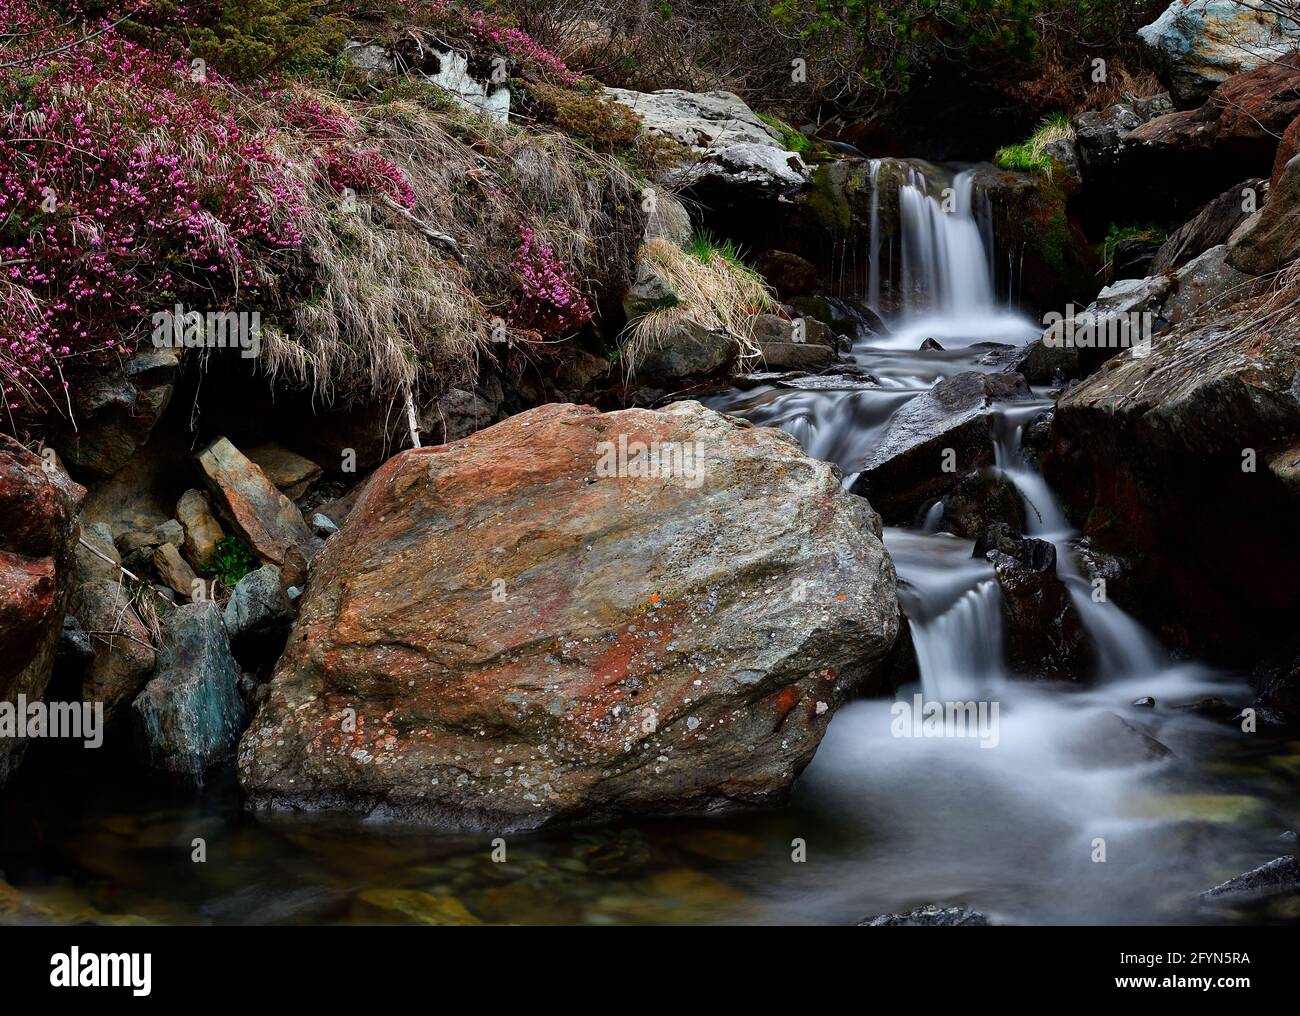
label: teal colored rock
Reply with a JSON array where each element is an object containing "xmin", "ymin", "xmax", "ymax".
[
  {"xmin": 1139, "ymin": 0, "xmax": 1300, "ymax": 107},
  {"xmin": 131, "ymin": 603, "xmax": 247, "ymax": 781}
]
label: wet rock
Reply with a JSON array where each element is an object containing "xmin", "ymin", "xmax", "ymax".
[
  {"xmin": 0, "ymin": 436, "xmax": 85, "ymax": 785},
  {"xmin": 350, "ymin": 889, "xmax": 480, "ymax": 926},
  {"xmin": 757, "ymin": 341, "xmax": 834, "ymax": 371},
  {"xmin": 1253, "ymin": 647, "xmax": 1300, "ymax": 730},
  {"xmin": 1172, "ymin": 696, "xmax": 1238, "ymax": 720},
  {"xmin": 851, "ymin": 372, "xmax": 1031, "ymax": 523},
  {"xmin": 1200, "ymin": 855, "xmax": 1300, "ymax": 900},
  {"xmin": 239, "ymin": 402, "xmax": 900, "ymax": 830},
  {"xmin": 1228, "ymin": 153, "xmax": 1300, "ymax": 276},
  {"xmin": 131, "ymin": 602, "xmax": 247, "ymax": 780},
  {"xmin": 977, "ymin": 526, "xmax": 1092, "ymax": 680},
  {"xmin": 1139, "ymin": 0, "xmax": 1300, "ymax": 107},
  {"xmin": 196, "ymin": 438, "xmax": 317, "ymax": 567},
  {"xmin": 68, "ymin": 524, "xmax": 156, "ymax": 722},
  {"xmin": 966, "ymin": 166, "xmax": 1098, "ymax": 312},
  {"xmin": 1151, "ymin": 178, "xmax": 1266, "ymax": 273},
  {"xmin": 1134, "ymin": 696, "xmax": 1156, "ymax": 708},
  {"xmin": 243, "ymin": 444, "xmax": 323, "ymax": 500},
  {"xmin": 175, "ymin": 489, "xmax": 225, "ymax": 568},
  {"xmin": 939, "ymin": 471, "xmax": 1024, "ymax": 539},
  {"xmin": 1050, "ymin": 289, "xmax": 1300, "ymax": 659},
  {"xmin": 1004, "ymin": 338, "xmax": 1079, "ymax": 387},
  {"xmin": 919, "ymin": 337, "xmax": 944, "ymax": 351},
  {"xmin": 860, "ymin": 904, "xmax": 990, "ymax": 927},
  {"xmin": 1061, "ymin": 711, "xmax": 1172, "ymax": 768}
]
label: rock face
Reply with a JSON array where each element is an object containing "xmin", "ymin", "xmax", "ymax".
[
  {"xmin": 197, "ymin": 438, "xmax": 318, "ymax": 567},
  {"xmin": 239, "ymin": 402, "xmax": 900, "ymax": 830},
  {"xmin": 0, "ymin": 436, "xmax": 85, "ymax": 785},
  {"xmin": 966, "ymin": 166, "xmax": 1098, "ymax": 311},
  {"xmin": 1139, "ymin": 0, "xmax": 1300, "ymax": 107},
  {"xmin": 604, "ymin": 88, "xmax": 809, "ymax": 198},
  {"xmin": 58, "ymin": 348, "xmax": 179, "ymax": 477},
  {"xmin": 1075, "ymin": 58, "xmax": 1300, "ymax": 224},
  {"xmin": 131, "ymin": 602, "xmax": 247, "ymax": 780},
  {"xmin": 1152, "ymin": 178, "xmax": 1266, "ymax": 273},
  {"xmin": 851, "ymin": 372, "xmax": 1031, "ymax": 523},
  {"xmin": 1049, "ymin": 290, "xmax": 1300, "ymax": 657},
  {"xmin": 1229, "ymin": 154, "xmax": 1300, "ymax": 275}
]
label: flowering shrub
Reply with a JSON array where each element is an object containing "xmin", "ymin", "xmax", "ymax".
[
  {"xmin": 0, "ymin": 1, "xmax": 303, "ymax": 419},
  {"xmin": 405, "ymin": 0, "xmax": 582, "ymax": 86},
  {"xmin": 509, "ymin": 226, "xmax": 591, "ymax": 336},
  {"xmin": 319, "ymin": 146, "xmax": 417, "ymax": 209}
]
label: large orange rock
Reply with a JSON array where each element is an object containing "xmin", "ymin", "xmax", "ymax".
[
  {"xmin": 239, "ymin": 402, "xmax": 899, "ymax": 830},
  {"xmin": 0, "ymin": 435, "xmax": 85, "ymax": 784}
]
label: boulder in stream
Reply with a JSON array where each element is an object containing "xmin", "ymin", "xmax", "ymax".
[
  {"xmin": 1049, "ymin": 287, "xmax": 1300, "ymax": 659},
  {"xmin": 860, "ymin": 904, "xmax": 990, "ymax": 927},
  {"xmin": 131, "ymin": 602, "xmax": 247, "ymax": 780},
  {"xmin": 851, "ymin": 371, "xmax": 1031, "ymax": 524},
  {"xmin": 976, "ymin": 524, "xmax": 1093, "ymax": 681},
  {"xmin": 239, "ymin": 402, "xmax": 900, "ymax": 830}
]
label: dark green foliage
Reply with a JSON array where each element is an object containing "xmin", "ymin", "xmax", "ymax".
[
  {"xmin": 185, "ymin": 0, "xmax": 350, "ymax": 79},
  {"xmin": 203, "ymin": 537, "xmax": 260, "ymax": 587}
]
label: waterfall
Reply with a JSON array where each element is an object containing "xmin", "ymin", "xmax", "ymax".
[
  {"xmin": 862, "ymin": 163, "xmax": 1040, "ymax": 350},
  {"xmin": 898, "ymin": 167, "xmax": 996, "ymax": 315},
  {"xmin": 868, "ymin": 160, "xmax": 882, "ymax": 313},
  {"xmin": 698, "ymin": 154, "xmax": 1255, "ymax": 927}
]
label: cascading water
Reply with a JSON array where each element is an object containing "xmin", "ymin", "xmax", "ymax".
[
  {"xmin": 866, "ymin": 163, "xmax": 1039, "ymax": 351},
  {"xmin": 702, "ymin": 161, "xmax": 1276, "ymax": 925}
]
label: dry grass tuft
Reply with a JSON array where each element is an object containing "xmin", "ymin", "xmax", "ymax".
[
  {"xmin": 621, "ymin": 237, "xmax": 775, "ymax": 377},
  {"xmin": 225, "ymin": 82, "xmax": 645, "ymax": 407}
]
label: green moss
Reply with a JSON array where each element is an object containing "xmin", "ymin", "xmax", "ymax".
[
  {"xmin": 755, "ymin": 111, "xmax": 816, "ymax": 155},
  {"xmin": 806, "ymin": 163, "xmax": 854, "ymax": 235}
]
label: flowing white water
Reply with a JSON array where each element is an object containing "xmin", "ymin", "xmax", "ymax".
[{"xmin": 703, "ymin": 164, "xmax": 1271, "ymax": 925}]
